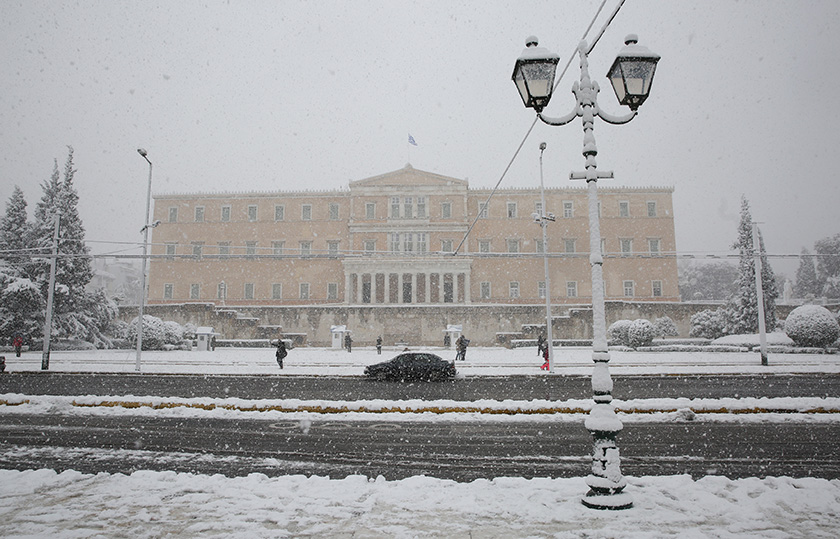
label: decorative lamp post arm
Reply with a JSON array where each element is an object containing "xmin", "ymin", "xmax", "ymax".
[
  {"xmin": 537, "ymin": 107, "xmax": 580, "ymax": 126},
  {"xmin": 595, "ymin": 104, "xmax": 637, "ymax": 125}
]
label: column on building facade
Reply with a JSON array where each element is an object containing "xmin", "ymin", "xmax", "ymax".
[
  {"xmin": 371, "ymin": 272, "xmax": 378, "ymax": 304},
  {"xmin": 453, "ymin": 273, "xmax": 459, "ymax": 304},
  {"xmin": 344, "ymin": 272, "xmax": 352, "ymax": 304},
  {"xmin": 411, "ymin": 273, "xmax": 418, "ymax": 304},
  {"xmin": 425, "ymin": 273, "xmax": 431, "ymax": 304},
  {"xmin": 385, "ymin": 273, "xmax": 391, "ymax": 304},
  {"xmin": 464, "ymin": 272, "xmax": 471, "ymax": 304},
  {"xmin": 356, "ymin": 272, "xmax": 363, "ymax": 305},
  {"xmin": 398, "ymin": 273, "xmax": 404, "ymax": 304}
]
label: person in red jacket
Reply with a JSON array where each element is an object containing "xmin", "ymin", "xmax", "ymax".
[{"xmin": 13, "ymin": 335, "xmax": 23, "ymax": 358}]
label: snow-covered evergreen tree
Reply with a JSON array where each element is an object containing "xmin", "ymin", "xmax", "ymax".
[
  {"xmin": 814, "ymin": 233, "xmax": 840, "ymax": 299},
  {"xmin": 27, "ymin": 147, "xmax": 111, "ymax": 342},
  {"xmin": 0, "ymin": 261, "xmax": 43, "ymax": 340},
  {"xmin": 0, "ymin": 186, "xmax": 32, "ymax": 267},
  {"xmin": 727, "ymin": 196, "xmax": 778, "ymax": 335},
  {"xmin": 794, "ymin": 248, "xmax": 820, "ymax": 298}
]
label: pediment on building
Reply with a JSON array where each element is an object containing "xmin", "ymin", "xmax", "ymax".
[{"xmin": 349, "ymin": 164, "xmax": 468, "ymax": 190}]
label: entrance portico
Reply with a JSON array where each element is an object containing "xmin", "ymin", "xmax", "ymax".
[{"xmin": 344, "ymin": 258, "xmax": 473, "ymax": 305}]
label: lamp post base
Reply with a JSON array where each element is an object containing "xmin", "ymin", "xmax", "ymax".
[{"xmin": 582, "ymin": 489, "xmax": 633, "ymax": 510}]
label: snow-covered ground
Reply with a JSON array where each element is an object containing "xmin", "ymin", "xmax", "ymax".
[{"xmin": 2, "ymin": 342, "xmax": 839, "ymax": 537}]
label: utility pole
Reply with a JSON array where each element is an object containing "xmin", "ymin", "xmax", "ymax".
[
  {"xmin": 41, "ymin": 212, "xmax": 60, "ymax": 370},
  {"xmin": 752, "ymin": 223, "xmax": 768, "ymax": 365}
]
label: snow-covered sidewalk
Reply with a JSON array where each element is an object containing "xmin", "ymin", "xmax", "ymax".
[{"xmin": 4, "ymin": 343, "xmax": 838, "ymax": 376}]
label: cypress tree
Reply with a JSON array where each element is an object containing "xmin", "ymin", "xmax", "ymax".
[
  {"xmin": 794, "ymin": 248, "xmax": 820, "ymax": 298},
  {"xmin": 0, "ymin": 185, "xmax": 32, "ymax": 266}
]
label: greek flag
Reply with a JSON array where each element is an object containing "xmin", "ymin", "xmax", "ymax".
[{"xmin": 408, "ymin": 134, "xmax": 418, "ymax": 146}]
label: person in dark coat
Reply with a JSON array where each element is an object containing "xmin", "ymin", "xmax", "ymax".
[
  {"xmin": 275, "ymin": 339, "xmax": 287, "ymax": 369},
  {"xmin": 537, "ymin": 334, "xmax": 545, "ymax": 357},
  {"xmin": 344, "ymin": 334, "xmax": 352, "ymax": 353},
  {"xmin": 376, "ymin": 336, "xmax": 382, "ymax": 355}
]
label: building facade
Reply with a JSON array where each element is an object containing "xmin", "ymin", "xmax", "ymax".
[{"xmin": 147, "ymin": 165, "xmax": 679, "ymax": 307}]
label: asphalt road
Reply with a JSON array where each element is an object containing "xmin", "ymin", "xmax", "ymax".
[
  {"xmin": 1, "ymin": 414, "xmax": 837, "ymax": 481},
  {"xmin": 1, "ymin": 372, "xmax": 839, "ymax": 400}
]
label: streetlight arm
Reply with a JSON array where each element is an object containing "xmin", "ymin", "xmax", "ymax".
[
  {"xmin": 595, "ymin": 105, "xmax": 637, "ymax": 125},
  {"xmin": 537, "ymin": 107, "xmax": 579, "ymax": 126}
]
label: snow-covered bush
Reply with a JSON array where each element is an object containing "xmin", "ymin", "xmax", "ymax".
[
  {"xmin": 162, "ymin": 320, "xmax": 185, "ymax": 345},
  {"xmin": 784, "ymin": 305, "xmax": 840, "ymax": 348},
  {"xmin": 628, "ymin": 319, "xmax": 655, "ymax": 348},
  {"xmin": 690, "ymin": 308, "xmax": 729, "ymax": 339},
  {"xmin": 653, "ymin": 316, "xmax": 679, "ymax": 338},
  {"xmin": 125, "ymin": 315, "xmax": 166, "ymax": 350},
  {"xmin": 183, "ymin": 323, "xmax": 197, "ymax": 340},
  {"xmin": 608, "ymin": 320, "xmax": 633, "ymax": 346}
]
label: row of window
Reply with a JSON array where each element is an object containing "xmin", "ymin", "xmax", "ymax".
[
  {"xmin": 164, "ymin": 282, "xmax": 339, "ymax": 301},
  {"xmin": 165, "ymin": 237, "xmax": 663, "ymax": 257},
  {"xmin": 163, "ymin": 279, "xmax": 664, "ymax": 301},
  {"xmin": 171, "ymin": 199, "xmax": 661, "ymax": 224}
]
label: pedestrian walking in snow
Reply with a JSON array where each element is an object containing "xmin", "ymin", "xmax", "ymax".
[
  {"xmin": 455, "ymin": 335, "xmax": 469, "ymax": 361},
  {"xmin": 275, "ymin": 339, "xmax": 287, "ymax": 369},
  {"xmin": 13, "ymin": 335, "xmax": 23, "ymax": 358},
  {"xmin": 376, "ymin": 336, "xmax": 382, "ymax": 355},
  {"xmin": 537, "ymin": 334, "xmax": 545, "ymax": 357},
  {"xmin": 345, "ymin": 334, "xmax": 352, "ymax": 353},
  {"xmin": 540, "ymin": 346, "xmax": 550, "ymax": 371}
]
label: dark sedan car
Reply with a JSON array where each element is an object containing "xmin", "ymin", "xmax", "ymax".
[{"xmin": 364, "ymin": 352, "xmax": 457, "ymax": 382}]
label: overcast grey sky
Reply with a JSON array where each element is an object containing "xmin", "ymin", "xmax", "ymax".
[{"xmin": 2, "ymin": 0, "xmax": 839, "ymax": 277}]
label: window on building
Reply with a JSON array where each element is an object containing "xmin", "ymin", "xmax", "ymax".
[
  {"xmin": 327, "ymin": 241, "xmax": 339, "ymax": 256},
  {"xmin": 217, "ymin": 282, "xmax": 227, "ymax": 300},
  {"xmin": 272, "ymin": 241, "xmax": 284, "ymax": 256},
  {"xmin": 441, "ymin": 201, "xmax": 452, "ymax": 219},
  {"xmin": 417, "ymin": 197, "xmax": 426, "ymax": 218},
  {"xmin": 507, "ymin": 239, "xmax": 520, "ymax": 253},
  {"xmin": 164, "ymin": 283, "xmax": 173, "ymax": 299},
  {"xmin": 218, "ymin": 242, "xmax": 230, "ymax": 257},
  {"xmin": 329, "ymin": 203, "xmax": 339, "ymax": 220},
  {"xmin": 507, "ymin": 202, "xmax": 517, "ymax": 218},
  {"xmin": 623, "ymin": 280, "xmax": 635, "ymax": 297},
  {"xmin": 191, "ymin": 242, "xmax": 203, "ymax": 258},
  {"xmin": 564, "ymin": 239, "xmax": 576, "ymax": 253},
  {"xmin": 328, "ymin": 283, "xmax": 338, "ymax": 300},
  {"xmin": 403, "ymin": 197, "xmax": 413, "ymax": 219},
  {"xmin": 647, "ymin": 201, "xmax": 657, "ymax": 217},
  {"xmin": 301, "ymin": 204, "xmax": 312, "ymax": 221},
  {"xmin": 597, "ymin": 201, "xmax": 601, "ymax": 218},
  {"xmin": 416, "ymin": 233, "xmax": 427, "ymax": 253},
  {"xmin": 538, "ymin": 281, "xmax": 546, "ymax": 299},
  {"xmin": 299, "ymin": 282, "xmax": 310, "ymax": 300},
  {"xmin": 480, "ymin": 281, "xmax": 491, "ymax": 299},
  {"xmin": 648, "ymin": 238, "xmax": 661, "ymax": 254},
  {"xmin": 271, "ymin": 283, "xmax": 282, "ymax": 300},
  {"xmin": 566, "ymin": 281, "xmax": 578, "ymax": 298},
  {"xmin": 300, "ymin": 241, "xmax": 312, "ymax": 256},
  {"xmin": 247, "ymin": 205, "xmax": 258, "ymax": 222},
  {"xmin": 478, "ymin": 202, "xmax": 488, "ymax": 219},
  {"xmin": 190, "ymin": 283, "xmax": 200, "ymax": 300},
  {"xmin": 620, "ymin": 238, "xmax": 633, "ymax": 255},
  {"xmin": 391, "ymin": 197, "xmax": 400, "ymax": 218},
  {"xmin": 194, "ymin": 206, "xmax": 205, "ymax": 222},
  {"xmin": 563, "ymin": 201, "xmax": 573, "ymax": 218},
  {"xmin": 243, "ymin": 241, "xmax": 255, "ymax": 257},
  {"xmin": 652, "ymin": 280, "xmax": 663, "ymax": 297},
  {"xmin": 441, "ymin": 239, "xmax": 453, "ymax": 253},
  {"xmin": 390, "ymin": 233, "xmax": 400, "ymax": 252},
  {"xmin": 165, "ymin": 243, "xmax": 176, "ymax": 258},
  {"xmin": 168, "ymin": 207, "xmax": 178, "ymax": 223},
  {"xmin": 364, "ymin": 239, "xmax": 376, "ymax": 252},
  {"xmin": 244, "ymin": 283, "xmax": 255, "ymax": 300},
  {"xmin": 619, "ymin": 201, "xmax": 630, "ymax": 217},
  {"xmin": 601, "ymin": 238, "xmax": 606, "ymax": 254},
  {"xmin": 221, "ymin": 205, "xmax": 231, "ymax": 222},
  {"xmin": 509, "ymin": 281, "xmax": 520, "ymax": 299},
  {"xmin": 535, "ymin": 202, "xmax": 543, "ymax": 216},
  {"xmin": 274, "ymin": 205, "xmax": 285, "ymax": 221},
  {"xmin": 365, "ymin": 202, "xmax": 376, "ymax": 219},
  {"xmin": 403, "ymin": 232, "xmax": 414, "ymax": 253},
  {"xmin": 535, "ymin": 239, "xmax": 545, "ymax": 254}
]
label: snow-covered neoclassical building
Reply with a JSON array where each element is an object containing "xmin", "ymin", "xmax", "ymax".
[{"xmin": 146, "ymin": 165, "xmax": 679, "ymax": 307}]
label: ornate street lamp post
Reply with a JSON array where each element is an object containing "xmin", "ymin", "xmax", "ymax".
[{"xmin": 513, "ymin": 34, "xmax": 660, "ymax": 510}]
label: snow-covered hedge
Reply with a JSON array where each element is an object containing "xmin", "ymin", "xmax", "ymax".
[
  {"xmin": 653, "ymin": 316, "xmax": 679, "ymax": 338},
  {"xmin": 125, "ymin": 315, "xmax": 167, "ymax": 350},
  {"xmin": 628, "ymin": 319, "xmax": 655, "ymax": 348},
  {"xmin": 690, "ymin": 308, "xmax": 728, "ymax": 339},
  {"xmin": 784, "ymin": 305, "xmax": 840, "ymax": 348},
  {"xmin": 608, "ymin": 320, "xmax": 633, "ymax": 346}
]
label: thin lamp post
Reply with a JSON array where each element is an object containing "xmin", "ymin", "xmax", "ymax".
[
  {"xmin": 536, "ymin": 142, "xmax": 555, "ymax": 372},
  {"xmin": 136, "ymin": 148, "xmax": 153, "ymax": 372},
  {"xmin": 752, "ymin": 223, "xmax": 769, "ymax": 365},
  {"xmin": 513, "ymin": 35, "xmax": 660, "ymax": 510}
]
